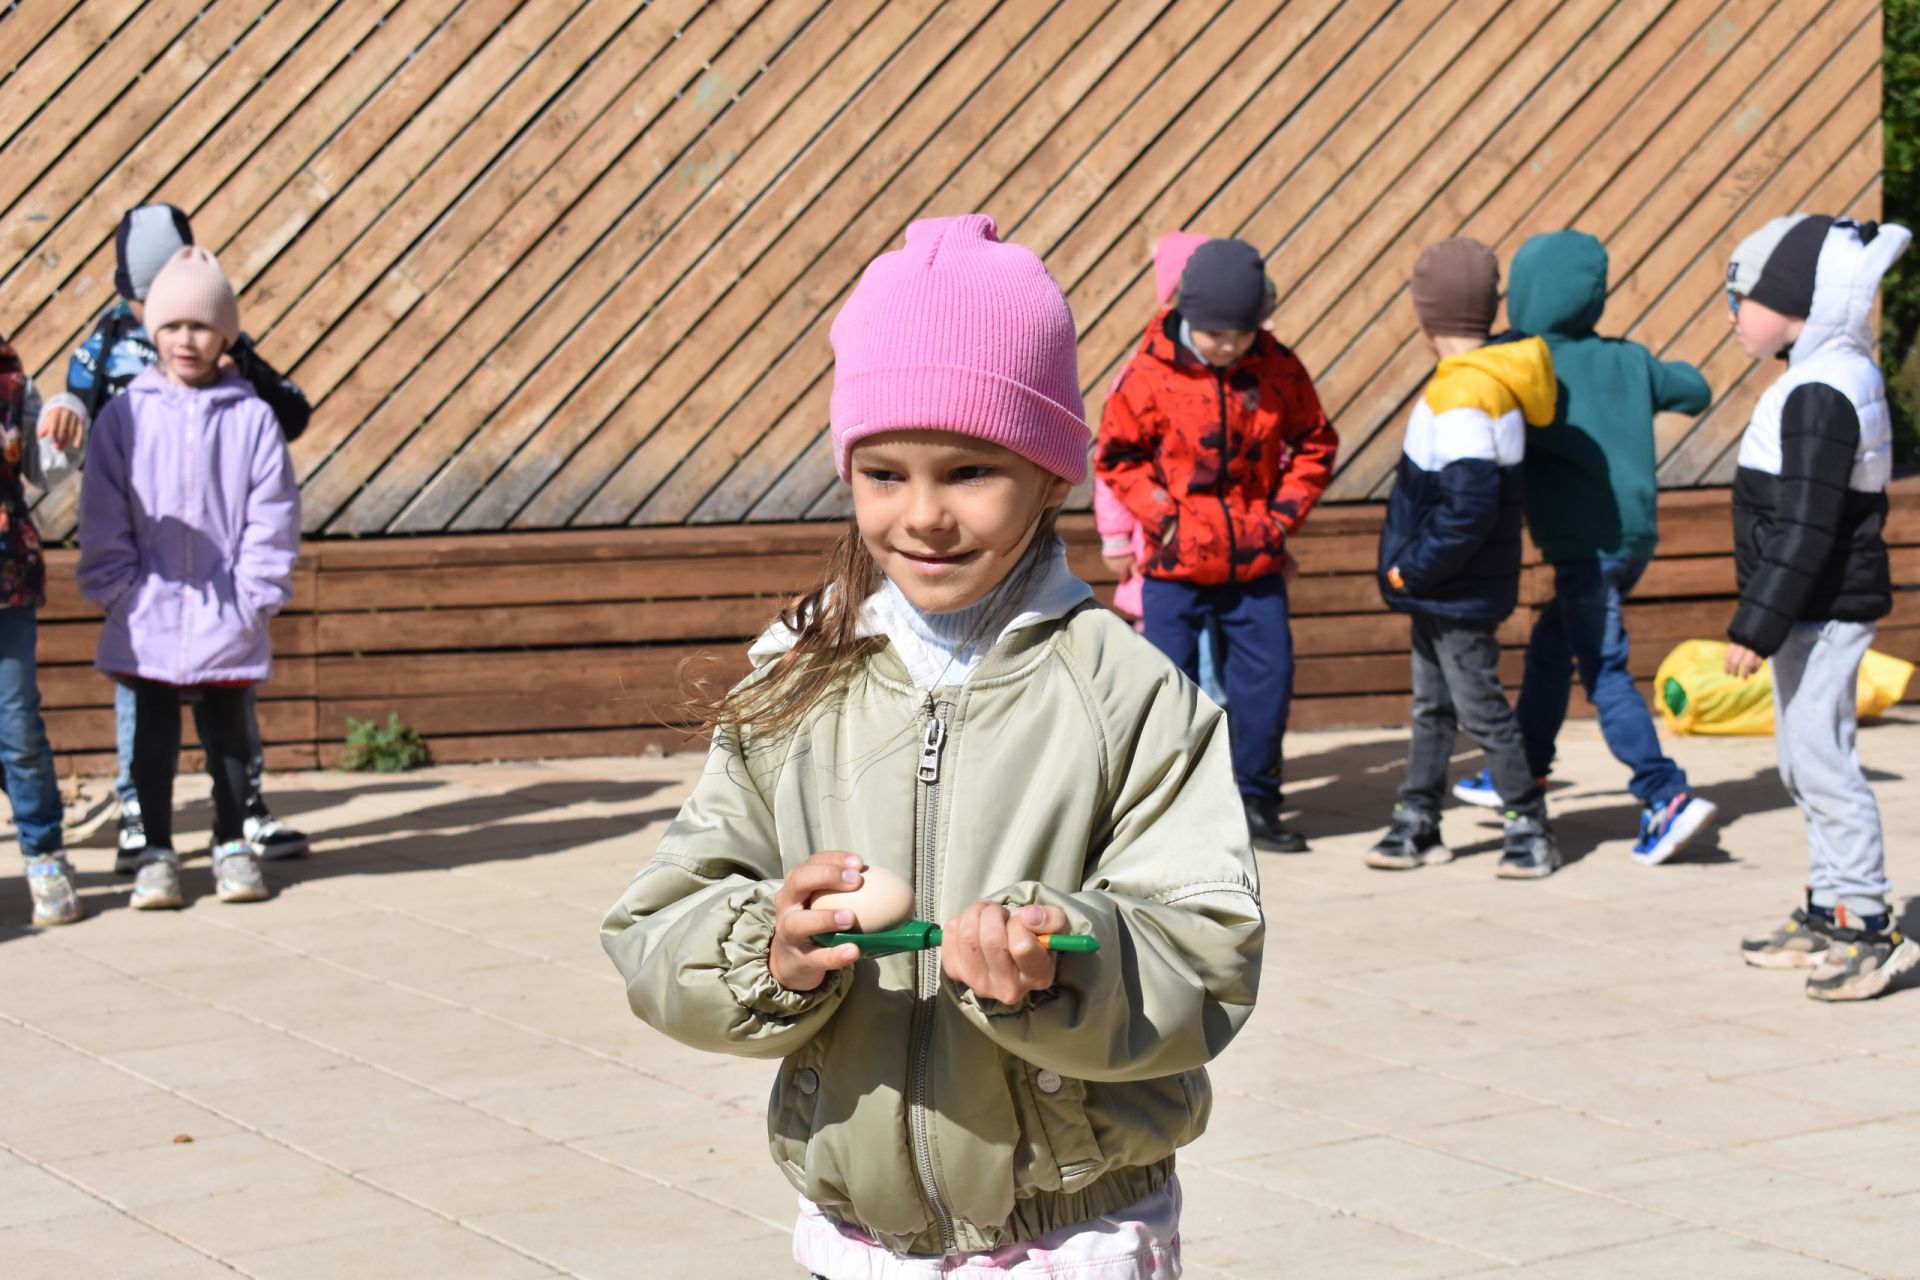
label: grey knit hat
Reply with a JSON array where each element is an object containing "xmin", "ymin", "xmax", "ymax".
[
  {"xmin": 1178, "ymin": 239, "xmax": 1269, "ymax": 331},
  {"xmin": 114, "ymin": 204, "xmax": 195, "ymax": 301}
]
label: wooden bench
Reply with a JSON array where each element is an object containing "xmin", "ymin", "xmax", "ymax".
[{"xmin": 36, "ymin": 478, "xmax": 1918, "ymax": 771}]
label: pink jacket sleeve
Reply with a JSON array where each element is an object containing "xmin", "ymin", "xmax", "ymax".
[{"xmin": 1093, "ymin": 478, "xmax": 1141, "ymax": 558}]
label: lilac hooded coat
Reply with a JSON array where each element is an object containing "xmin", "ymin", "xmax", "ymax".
[{"xmin": 77, "ymin": 367, "xmax": 300, "ymax": 685}]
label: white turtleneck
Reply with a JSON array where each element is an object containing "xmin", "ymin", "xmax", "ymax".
[
  {"xmin": 749, "ymin": 539, "xmax": 1094, "ymax": 691},
  {"xmin": 861, "ymin": 539, "xmax": 1092, "ymax": 688}
]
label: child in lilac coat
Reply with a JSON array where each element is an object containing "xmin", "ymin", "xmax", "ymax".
[{"xmin": 77, "ymin": 248, "xmax": 299, "ymax": 910}]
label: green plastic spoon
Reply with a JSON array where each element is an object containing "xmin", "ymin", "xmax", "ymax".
[{"xmin": 814, "ymin": 919, "xmax": 1102, "ymax": 960}]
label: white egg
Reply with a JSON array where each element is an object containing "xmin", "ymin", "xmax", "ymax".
[{"xmin": 811, "ymin": 865, "xmax": 914, "ymax": 931}]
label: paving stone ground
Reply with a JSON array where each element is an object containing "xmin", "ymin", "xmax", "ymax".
[{"xmin": 4, "ymin": 713, "xmax": 1918, "ymax": 1278}]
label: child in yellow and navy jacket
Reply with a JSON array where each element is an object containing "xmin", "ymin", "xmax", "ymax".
[{"xmin": 1369, "ymin": 239, "xmax": 1561, "ymax": 879}]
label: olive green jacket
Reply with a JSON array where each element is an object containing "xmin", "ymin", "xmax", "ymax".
[{"xmin": 601, "ymin": 603, "xmax": 1263, "ymax": 1256}]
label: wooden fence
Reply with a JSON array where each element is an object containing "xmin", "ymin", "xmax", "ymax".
[
  {"xmin": 1, "ymin": 0, "xmax": 1886, "ymax": 544},
  {"xmin": 37, "ymin": 478, "xmax": 1920, "ymax": 771}
]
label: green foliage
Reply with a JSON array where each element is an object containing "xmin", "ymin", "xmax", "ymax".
[
  {"xmin": 1885, "ymin": 0, "xmax": 1920, "ymax": 460},
  {"xmin": 339, "ymin": 713, "xmax": 429, "ymax": 773}
]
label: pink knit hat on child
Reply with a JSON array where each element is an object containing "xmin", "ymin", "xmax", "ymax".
[
  {"xmin": 143, "ymin": 247, "xmax": 240, "ymax": 345},
  {"xmin": 830, "ymin": 215, "xmax": 1088, "ymax": 484},
  {"xmin": 1154, "ymin": 230, "xmax": 1210, "ymax": 305}
]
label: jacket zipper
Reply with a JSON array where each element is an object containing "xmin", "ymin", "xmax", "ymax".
[
  {"xmin": 1213, "ymin": 370, "xmax": 1238, "ymax": 583},
  {"xmin": 908, "ymin": 697, "xmax": 956, "ymax": 1252}
]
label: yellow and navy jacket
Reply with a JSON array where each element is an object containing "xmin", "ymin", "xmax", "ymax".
[{"xmin": 1378, "ymin": 338, "xmax": 1557, "ymax": 623}]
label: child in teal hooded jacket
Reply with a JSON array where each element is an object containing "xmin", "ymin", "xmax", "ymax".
[{"xmin": 1458, "ymin": 230, "xmax": 1719, "ymax": 865}]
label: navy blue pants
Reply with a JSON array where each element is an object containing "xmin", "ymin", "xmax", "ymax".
[{"xmin": 1142, "ymin": 574, "xmax": 1294, "ymax": 801}]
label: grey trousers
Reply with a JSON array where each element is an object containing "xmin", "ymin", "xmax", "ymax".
[
  {"xmin": 1402, "ymin": 615, "xmax": 1544, "ymax": 819},
  {"xmin": 1771, "ymin": 619, "xmax": 1890, "ymax": 918}
]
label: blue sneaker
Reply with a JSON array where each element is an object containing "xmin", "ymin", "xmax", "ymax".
[
  {"xmin": 1632, "ymin": 793, "xmax": 1719, "ymax": 866},
  {"xmin": 1451, "ymin": 769, "xmax": 1501, "ymax": 809}
]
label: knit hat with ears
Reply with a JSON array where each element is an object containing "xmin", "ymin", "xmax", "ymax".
[
  {"xmin": 143, "ymin": 247, "xmax": 240, "ymax": 346},
  {"xmin": 1154, "ymin": 230, "xmax": 1210, "ymax": 305},
  {"xmin": 830, "ymin": 214, "xmax": 1089, "ymax": 484},
  {"xmin": 1411, "ymin": 237, "xmax": 1501, "ymax": 337}
]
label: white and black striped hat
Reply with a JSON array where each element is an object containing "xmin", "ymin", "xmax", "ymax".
[{"xmin": 1726, "ymin": 214, "xmax": 1834, "ymax": 319}]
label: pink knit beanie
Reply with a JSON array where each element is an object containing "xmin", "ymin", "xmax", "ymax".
[
  {"xmin": 830, "ymin": 215, "xmax": 1088, "ymax": 484},
  {"xmin": 143, "ymin": 247, "xmax": 240, "ymax": 346},
  {"xmin": 1154, "ymin": 230, "xmax": 1210, "ymax": 305}
]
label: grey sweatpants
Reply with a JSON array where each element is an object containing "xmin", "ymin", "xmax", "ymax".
[
  {"xmin": 1401, "ymin": 615, "xmax": 1545, "ymax": 819},
  {"xmin": 1771, "ymin": 619, "xmax": 1890, "ymax": 918}
]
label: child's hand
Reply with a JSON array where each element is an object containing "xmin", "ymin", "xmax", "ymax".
[
  {"xmin": 38, "ymin": 406, "xmax": 84, "ymax": 450},
  {"xmin": 1102, "ymin": 554, "xmax": 1137, "ymax": 583},
  {"xmin": 941, "ymin": 901, "xmax": 1072, "ymax": 1005},
  {"xmin": 1724, "ymin": 643, "xmax": 1765, "ymax": 679},
  {"xmin": 768, "ymin": 851, "xmax": 867, "ymax": 993}
]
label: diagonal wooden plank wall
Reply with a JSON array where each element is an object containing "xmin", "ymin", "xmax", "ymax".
[{"xmin": 0, "ymin": 0, "xmax": 1885, "ymax": 541}]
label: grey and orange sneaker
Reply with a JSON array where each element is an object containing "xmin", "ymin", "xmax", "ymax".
[
  {"xmin": 1806, "ymin": 909, "xmax": 1920, "ymax": 1002},
  {"xmin": 1740, "ymin": 895, "xmax": 1833, "ymax": 970},
  {"xmin": 130, "ymin": 850, "xmax": 183, "ymax": 911},
  {"xmin": 25, "ymin": 855, "xmax": 81, "ymax": 926},
  {"xmin": 213, "ymin": 841, "xmax": 269, "ymax": 903}
]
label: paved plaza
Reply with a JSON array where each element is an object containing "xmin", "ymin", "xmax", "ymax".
[{"xmin": 3, "ymin": 715, "xmax": 1918, "ymax": 1278}]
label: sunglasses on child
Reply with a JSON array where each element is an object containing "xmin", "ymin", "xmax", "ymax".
[{"xmin": 1726, "ymin": 289, "xmax": 1742, "ymax": 315}]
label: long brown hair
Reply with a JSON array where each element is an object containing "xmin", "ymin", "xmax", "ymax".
[{"xmin": 687, "ymin": 508, "xmax": 1063, "ymax": 742}]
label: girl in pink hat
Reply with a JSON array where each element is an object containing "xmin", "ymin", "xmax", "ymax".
[
  {"xmin": 604, "ymin": 215, "xmax": 1262, "ymax": 1277},
  {"xmin": 77, "ymin": 248, "xmax": 299, "ymax": 912}
]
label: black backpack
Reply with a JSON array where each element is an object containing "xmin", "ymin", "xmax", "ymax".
[{"xmin": 228, "ymin": 335, "xmax": 310, "ymax": 443}]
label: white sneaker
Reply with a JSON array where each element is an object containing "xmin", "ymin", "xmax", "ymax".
[
  {"xmin": 131, "ymin": 851, "xmax": 183, "ymax": 910},
  {"xmin": 213, "ymin": 841, "xmax": 269, "ymax": 903},
  {"xmin": 244, "ymin": 813, "xmax": 309, "ymax": 861},
  {"xmin": 26, "ymin": 855, "xmax": 81, "ymax": 926}
]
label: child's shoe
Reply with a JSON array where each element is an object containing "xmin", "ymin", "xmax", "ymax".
[
  {"xmin": 1243, "ymin": 796, "xmax": 1308, "ymax": 854},
  {"xmin": 1365, "ymin": 805, "xmax": 1450, "ymax": 869},
  {"xmin": 1495, "ymin": 813, "xmax": 1560, "ymax": 879},
  {"xmin": 1451, "ymin": 769, "xmax": 1501, "ymax": 808},
  {"xmin": 130, "ymin": 850, "xmax": 183, "ymax": 910},
  {"xmin": 213, "ymin": 841, "xmax": 270, "ymax": 903},
  {"xmin": 1805, "ymin": 909, "xmax": 1920, "ymax": 1002},
  {"xmin": 1631, "ymin": 793, "xmax": 1718, "ymax": 866},
  {"xmin": 25, "ymin": 854, "xmax": 81, "ymax": 926},
  {"xmin": 114, "ymin": 797, "xmax": 147, "ymax": 874},
  {"xmin": 244, "ymin": 809, "xmax": 309, "ymax": 861},
  {"xmin": 1452, "ymin": 768, "xmax": 1549, "ymax": 810},
  {"xmin": 1740, "ymin": 896, "xmax": 1834, "ymax": 969}
]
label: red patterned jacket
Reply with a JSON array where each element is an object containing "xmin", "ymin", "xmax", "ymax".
[{"xmin": 1095, "ymin": 312, "xmax": 1337, "ymax": 585}]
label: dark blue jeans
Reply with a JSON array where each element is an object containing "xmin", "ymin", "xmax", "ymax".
[
  {"xmin": 1517, "ymin": 557, "xmax": 1687, "ymax": 808},
  {"xmin": 1142, "ymin": 574, "xmax": 1294, "ymax": 801},
  {"xmin": 0, "ymin": 609, "xmax": 66, "ymax": 857}
]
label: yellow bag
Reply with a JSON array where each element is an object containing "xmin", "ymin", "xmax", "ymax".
[{"xmin": 1655, "ymin": 639, "xmax": 1916, "ymax": 736}]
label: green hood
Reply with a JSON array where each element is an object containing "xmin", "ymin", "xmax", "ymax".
[{"xmin": 1507, "ymin": 230, "xmax": 1608, "ymax": 338}]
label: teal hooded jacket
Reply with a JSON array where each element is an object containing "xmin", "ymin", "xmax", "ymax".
[{"xmin": 1506, "ymin": 231, "xmax": 1712, "ymax": 562}]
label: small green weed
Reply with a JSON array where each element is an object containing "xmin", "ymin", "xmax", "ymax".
[{"xmin": 339, "ymin": 713, "xmax": 430, "ymax": 773}]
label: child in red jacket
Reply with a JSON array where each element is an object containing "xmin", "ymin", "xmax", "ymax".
[{"xmin": 1096, "ymin": 238, "xmax": 1338, "ymax": 851}]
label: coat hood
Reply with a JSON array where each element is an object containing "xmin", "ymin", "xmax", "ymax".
[
  {"xmin": 1789, "ymin": 220, "xmax": 1912, "ymax": 365},
  {"xmin": 1426, "ymin": 336, "xmax": 1558, "ymax": 427},
  {"xmin": 1506, "ymin": 230, "xmax": 1608, "ymax": 338}
]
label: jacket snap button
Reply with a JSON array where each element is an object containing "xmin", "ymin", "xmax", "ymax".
[
  {"xmin": 1035, "ymin": 1070, "xmax": 1062, "ymax": 1094},
  {"xmin": 797, "ymin": 1068, "xmax": 818, "ymax": 1095}
]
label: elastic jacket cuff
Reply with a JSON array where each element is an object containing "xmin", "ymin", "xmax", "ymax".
[{"xmin": 721, "ymin": 887, "xmax": 842, "ymax": 1016}]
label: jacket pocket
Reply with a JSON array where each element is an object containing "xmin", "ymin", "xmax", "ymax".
[
  {"xmin": 1013, "ymin": 1064, "xmax": 1107, "ymax": 1195},
  {"xmin": 769, "ymin": 1039, "xmax": 831, "ymax": 1183}
]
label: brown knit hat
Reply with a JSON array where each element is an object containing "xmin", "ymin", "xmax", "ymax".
[{"xmin": 1411, "ymin": 238, "xmax": 1500, "ymax": 337}]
